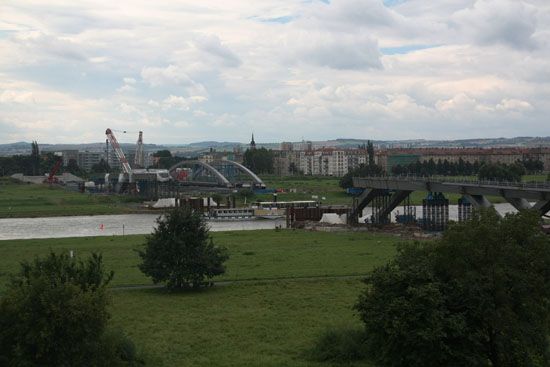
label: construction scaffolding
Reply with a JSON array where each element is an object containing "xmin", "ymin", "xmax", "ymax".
[
  {"xmin": 457, "ymin": 196, "xmax": 473, "ymax": 222},
  {"xmin": 395, "ymin": 194, "xmax": 417, "ymax": 224},
  {"xmin": 422, "ymin": 192, "xmax": 449, "ymax": 231},
  {"xmin": 370, "ymin": 190, "xmax": 392, "ymax": 225}
]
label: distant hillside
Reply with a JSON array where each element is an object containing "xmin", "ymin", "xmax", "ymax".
[{"xmin": 1, "ymin": 136, "xmax": 549, "ymax": 156}]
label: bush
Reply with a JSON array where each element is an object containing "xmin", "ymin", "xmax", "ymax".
[
  {"xmin": 309, "ymin": 326, "xmax": 369, "ymax": 363},
  {"xmin": 138, "ymin": 206, "xmax": 229, "ymax": 290},
  {"xmin": 355, "ymin": 210, "xmax": 550, "ymax": 367},
  {"xmin": 0, "ymin": 252, "xmax": 142, "ymax": 366}
]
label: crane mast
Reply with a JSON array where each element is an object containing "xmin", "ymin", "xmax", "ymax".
[
  {"xmin": 134, "ymin": 131, "xmax": 144, "ymax": 168},
  {"xmin": 105, "ymin": 128, "xmax": 132, "ymax": 174}
]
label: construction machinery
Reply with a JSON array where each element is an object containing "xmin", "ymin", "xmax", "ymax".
[
  {"xmin": 105, "ymin": 128, "xmax": 170, "ymax": 193},
  {"xmin": 44, "ymin": 157, "xmax": 63, "ymax": 184},
  {"xmin": 134, "ymin": 131, "xmax": 144, "ymax": 168}
]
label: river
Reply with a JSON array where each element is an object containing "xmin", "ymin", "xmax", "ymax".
[
  {"xmin": 0, "ymin": 203, "xmax": 521, "ymax": 240},
  {"xmin": 0, "ymin": 214, "xmax": 286, "ymax": 240}
]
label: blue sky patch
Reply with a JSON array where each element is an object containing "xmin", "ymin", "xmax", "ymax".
[
  {"xmin": 383, "ymin": 0, "xmax": 406, "ymax": 7},
  {"xmin": 381, "ymin": 44, "xmax": 439, "ymax": 55}
]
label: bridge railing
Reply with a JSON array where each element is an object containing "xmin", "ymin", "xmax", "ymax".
[{"xmin": 355, "ymin": 174, "xmax": 550, "ymax": 190}]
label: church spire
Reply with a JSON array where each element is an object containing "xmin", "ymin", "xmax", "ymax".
[{"xmin": 250, "ymin": 133, "xmax": 256, "ymax": 150}]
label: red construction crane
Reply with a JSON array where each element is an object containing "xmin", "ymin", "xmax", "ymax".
[
  {"xmin": 105, "ymin": 128, "xmax": 132, "ymax": 174},
  {"xmin": 44, "ymin": 158, "xmax": 62, "ymax": 184}
]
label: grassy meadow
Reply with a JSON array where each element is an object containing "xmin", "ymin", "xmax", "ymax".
[
  {"xmin": 0, "ymin": 177, "xmax": 139, "ymax": 218},
  {"xmin": 0, "ymin": 229, "xmax": 398, "ymax": 366},
  {"xmin": 0, "ymin": 230, "xmax": 397, "ymax": 290}
]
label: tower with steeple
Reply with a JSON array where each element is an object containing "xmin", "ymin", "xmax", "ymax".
[{"xmin": 250, "ymin": 133, "xmax": 256, "ymax": 150}]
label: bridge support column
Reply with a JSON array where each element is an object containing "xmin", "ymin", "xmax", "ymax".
[
  {"xmin": 349, "ymin": 189, "xmax": 384, "ymax": 224},
  {"xmin": 533, "ymin": 200, "xmax": 550, "ymax": 216},
  {"xmin": 464, "ymin": 194, "xmax": 502, "ymax": 217},
  {"xmin": 505, "ymin": 197, "xmax": 532, "ymax": 211},
  {"xmin": 464, "ymin": 194, "xmax": 492, "ymax": 209},
  {"xmin": 376, "ymin": 190, "xmax": 412, "ymax": 223}
]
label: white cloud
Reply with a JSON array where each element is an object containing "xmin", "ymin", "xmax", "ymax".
[
  {"xmin": 140, "ymin": 65, "xmax": 195, "ymax": 87},
  {"xmin": 496, "ymin": 99, "xmax": 533, "ymax": 111}
]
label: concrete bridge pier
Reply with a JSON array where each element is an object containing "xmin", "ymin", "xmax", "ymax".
[{"xmin": 376, "ymin": 190, "xmax": 412, "ymax": 222}]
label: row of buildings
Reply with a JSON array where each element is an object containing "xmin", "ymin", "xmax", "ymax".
[
  {"xmin": 59, "ymin": 149, "xmax": 152, "ymax": 172},
  {"xmin": 57, "ymin": 136, "xmax": 550, "ymax": 176},
  {"xmin": 270, "ymin": 144, "xmax": 550, "ymax": 177}
]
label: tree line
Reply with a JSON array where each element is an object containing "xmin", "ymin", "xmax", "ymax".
[{"xmin": 391, "ymin": 158, "xmax": 544, "ymax": 181}]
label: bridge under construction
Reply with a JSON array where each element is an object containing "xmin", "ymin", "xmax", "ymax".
[{"xmin": 350, "ymin": 176, "xmax": 550, "ymax": 227}]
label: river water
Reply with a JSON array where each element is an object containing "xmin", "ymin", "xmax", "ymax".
[
  {"xmin": 359, "ymin": 203, "xmax": 520, "ymax": 223},
  {"xmin": 0, "ymin": 203, "xmax": 520, "ymax": 240},
  {"xmin": 0, "ymin": 214, "xmax": 286, "ymax": 240}
]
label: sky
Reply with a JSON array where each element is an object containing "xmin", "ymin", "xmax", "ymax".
[{"xmin": 0, "ymin": 0, "xmax": 549, "ymax": 144}]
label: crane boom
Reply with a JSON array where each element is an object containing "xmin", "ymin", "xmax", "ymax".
[
  {"xmin": 105, "ymin": 128, "xmax": 132, "ymax": 174},
  {"xmin": 134, "ymin": 131, "xmax": 144, "ymax": 168}
]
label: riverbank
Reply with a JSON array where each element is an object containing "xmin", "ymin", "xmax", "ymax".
[{"xmin": 0, "ymin": 177, "xmax": 142, "ymax": 218}]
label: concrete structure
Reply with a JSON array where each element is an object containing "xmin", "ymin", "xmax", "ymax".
[{"xmin": 351, "ymin": 176, "xmax": 550, "ymax": 224}]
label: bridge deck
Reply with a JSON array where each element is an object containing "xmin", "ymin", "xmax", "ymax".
[{"xmin": 351, "ymin": 176, "xmax": 550, "ymax": 220}]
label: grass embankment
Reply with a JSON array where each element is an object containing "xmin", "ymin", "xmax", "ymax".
[
  {"xmin": 0, "ymin": 229, "xmax": 396, "ymax": 366},
  {"xmin": 0, "ymin": 177, "xmax": 139, "ymax": 218}
]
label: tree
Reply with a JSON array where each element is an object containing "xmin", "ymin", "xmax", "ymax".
[
  {"xmin": 91, "ymin": 158, "xmax": 111, "ymax": 173},
  {"xmin": 339, "ymin": 163, "xmax": 384, "ymax": 189},
  {"xmin": 31, "ymin": 140, "xmax": 40, "ymax": 175},
  {"xmin": 66, "ymin": 158, "xmax": 84, "ymax": 176},
  {"xmin": 138, "ymin": 206, "xmax": 229, "ymax": 290},
  {"xmin": 355, "ymin": 209, "xmax": 550, "ymax": 367},
  {"xmin": 243, "ymin": 147, "xmax": 274, "ymax": 174},
  {"xmin": 478, "ymin": 162, "xmax": 525, "ymax": 182},
  {"xmin": 0, "ymin": 252, "xmax": 141, "ymax": 366}
]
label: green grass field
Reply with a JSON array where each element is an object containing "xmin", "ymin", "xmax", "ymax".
[
  {"xmin": 0, "ymin": 177, "xmax": 139, "ymax": 218},
  {"xmin": 111, "ymin": 279, "xmax": 372, "ymax": 367},
  {"xmin": 0, "ymin": 230, "xmax": 397, "ymax": 290},
  {"xmin": 0, "ymin": 229, "xmax": 396, "ymax": 366}
]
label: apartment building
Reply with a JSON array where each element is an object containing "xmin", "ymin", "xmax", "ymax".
[{"xmin": 273, "ymin": 148, "xmax": 370, "ymax": 177}]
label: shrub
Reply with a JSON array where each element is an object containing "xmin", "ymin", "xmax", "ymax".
[
  {"xmin": 0, "ymin": 252, "xmax": 142, "ymax": 366},
  {"xmin": 309, "ymin": 326, "xmax": 369, "ymax": 363}
]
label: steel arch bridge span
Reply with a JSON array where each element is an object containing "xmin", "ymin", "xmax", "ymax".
[
  {"xmin": 169, "ymin": 160, "xmax": 231, "ymax": 187},
  {"xmin": 210, "ymin": 160, "xmax": 265, "ymax": 188}
]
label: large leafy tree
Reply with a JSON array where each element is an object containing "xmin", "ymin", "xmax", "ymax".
[
  {"xmin": 138, "ymin": 206, "xmax": 229, "ymax": 290},
  {"xmin": 243, "ymin": 147, "xmax": 274, "ymax": 174},
  {"xmin": 355, "ymin": 209, "xmax": 550, "ymax": 367},
  {"xmin": 0, "ymin": 252, "xmax": 141, "ymax": 366}
]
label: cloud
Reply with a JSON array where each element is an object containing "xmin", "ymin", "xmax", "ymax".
[
  {"xmin": 453, "ymin": 0, "xmax": 539, "ymax": 49},
  {"xmin": 192, "ymin": 34, "xmax": 242, "ymax": 67},
  {"xmin": 161, "ymin": 94, "xmax": 207, "ymax": 111},
  {"xmin": 296, "ymin": 33, "xmax": 382, "ymax": 70},
  {"xmin": 496, "ymin": 99, "xmax": 533, "ymax": 111},
  {"xmin": 140, "ymin": 65, "xmax": 194, "ymax": 87},
  {"xmin": 0, "ymin": 0, "xmax": 549, "ymax": 143}
]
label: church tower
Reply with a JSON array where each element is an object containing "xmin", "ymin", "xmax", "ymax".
[{"xmin": 250, "ymin": 133, "xmax": 256, "ymax": 150}]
